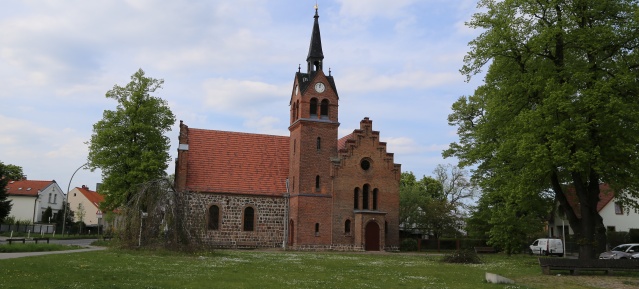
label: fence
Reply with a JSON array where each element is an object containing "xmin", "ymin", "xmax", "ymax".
[{"xmin": 0, "ymin": 224, "xmax": 56, "ymax": 235}]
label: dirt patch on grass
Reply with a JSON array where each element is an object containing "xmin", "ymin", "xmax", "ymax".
[{"xmin": 517, "ymin": 275, "xmax": 639, "ymax": 289}]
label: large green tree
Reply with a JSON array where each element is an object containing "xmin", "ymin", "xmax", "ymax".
[
  {"xmin": 0, "ymin": 162, "xmax": 15, "ymax": 222},
  {"xmin": 2, "ymin": 163, "xmax": 24, "ymax": 181},
  {"xmin": 400, "ymin": 172, "xmax": 461, "ymax": 238},
  {"xmin": 88, "ymin": 69, "xmax": 176, "ymax": 210},
  {"xmin": 446, "ymin": 0, "xmax": 639, "ymax": 259}
]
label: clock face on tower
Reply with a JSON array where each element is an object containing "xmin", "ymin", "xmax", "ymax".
[{"xmin": 314, "ymin": 82, "xmax": 326, "ymax": 93}]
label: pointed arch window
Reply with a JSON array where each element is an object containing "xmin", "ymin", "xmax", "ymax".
[
  {"xmin": 345, "ymin": 220, "xmax": 351, "ymax": 234},
  {"xmin": 310, "ymin": 98, "xmax": 318, "ymax": 117},
  {"xmin": 296, "ymin": 100, "xmax": 300, "ymax": 120},
  {"xmin": 363, "ymin": 184, "xmax": 370, "ymax": 210},
  {"xmin": 316, "ymin": 137, "xmax": 321, "ymax": 151},
  {"xmin": 315, "ymin": 223, "xmax": 320, "ymax": 236},
  {"xmin": 243, "ymin": 207, "xmax": 255, "ymax": 231},
  {"xmin": 373, "ymin": 188, "xmax": 378, "ymax": 210},
  {"xmin": 315, "ymin": 175, "xmax": 320, "ymax": 191},
  {"xmin": 320, "ymin": 99, "xmax": 329, "ymax": 119},
  {"xmin": 208, "ymin": 205, "xmax": 220, "ymax": 230},
  {"xmin": 354, "ymin": 188, "xmax": 359, "ymax": 209}
]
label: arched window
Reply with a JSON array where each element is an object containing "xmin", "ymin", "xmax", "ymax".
[
  {"xmin": 363, "ymin": 184, "xmax": 370, "ymax": 210},
  {"xmin": 373, "ymin": 188, "xmax": 378, "ymax": 210},
  {"xmin": 354, "ymin": 188, "xmax": 359, "ymax": 209},
  {"xmin": 345, "ymin": 220, "xmax": 351, "ymax": 234},
  {"xmin": 208, "ymin": 205, "xmax": 220, "ymax": 230},
  {"xmin": 320, "ymin": 99, "xmax": 329, "ymax": 119},
  {"xmin": 315, "ymin": 175, "xmax": 320, "ymax": 191},
  {"xmin": 316, "ymin": 137, "xmax": 321, "ymax": 151},
  {"xmin": 296, "ymin": 100, "xmax": 300, "ymax": 120},
  {"xmin": 243, "ymin": 207, "xmax": 254, "ymax": 231},
  {"xmin": 315, "ymin": 223, "xmax": 320, "ymax": 236},
  {"xmin": 310, "ymin": 98, "xmax": 318, "ymax": 117}
]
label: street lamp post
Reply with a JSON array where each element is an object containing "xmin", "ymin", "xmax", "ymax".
[{"xmin": 62, "ymin": 163, "xmax": 88, "ymax": 236}]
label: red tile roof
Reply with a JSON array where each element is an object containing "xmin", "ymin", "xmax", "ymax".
[
  {"xmin": 6, "ymin": 180, "xmax": 55, "ymax": 197},
  {"xmin": 185, "ymin": 128, "xmax": 290, "ymax": 196},
  {"xmin": 77, "ymin": 185, "xmax": 104, "ymax": 209},
  {"xmin": 564, "ymin": 183, "xmax": 616, "ymax": 218},
  {"xmin": 337, "ymin": 132, "xmax": 355, "ymax": 151}
]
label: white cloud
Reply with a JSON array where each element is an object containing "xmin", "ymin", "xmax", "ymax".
[
  {"xmin": 338, "ymin": 68, "xmax": 460, "ymax": 93},
  {"xmin": 335, "ymin": 0, "xmax": 419, "ymax": 19},
  {"xmin": 202, "ymin": 78, "xmax": 288, "ymax": 115},
  {"xmin": 384, "ymin": 136, "xmax": 449, "ymax": 155}
]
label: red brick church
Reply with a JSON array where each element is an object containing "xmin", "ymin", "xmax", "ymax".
[{"xmin": 174, "ymin": 7, "xmax": 401, "ymax": 251}]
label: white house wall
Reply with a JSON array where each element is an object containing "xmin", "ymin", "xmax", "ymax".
[
  {"xmin": 599, "ymin": 200, "xmax": 639, "ymax": 232},
  {"xmin": 67, "ymin": 188, "xmax": 100, "ymax": 226},
  {"xmin": 7, "ymin": 195, "xmax": 38, "ymax": 222},
  {"xmin": 39, "ymin": 183, "xmax": 64, "ymax": 222}
]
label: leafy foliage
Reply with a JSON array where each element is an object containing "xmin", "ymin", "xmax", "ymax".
[
  {"xmin": 1, "ymin": 163, "xmax": 24, "ymax": 181},
  {"xmin": 400, "ymin": 172, "xmax": 462, "ymax": 238},
  {"xmin": 441, "ymin": 249, "xmax": 482, "ymax": 264},
  {"xmin": 446, "ymin": 0, "xmax": 639, "ymax": 259},
  {"xmin": 0, "ymin": 162, "xmax": 14, "ymax": 222},
  {"xmin": 41, "ymin": 207, "xmax": 53, "ymax": 223},
  {"xmin": 88, "ymin": 69, "xmax": 175, "ymax": 210},
  {"xmin": 400, "ymin": 238, "xmax": 418, "ymax": 252}
]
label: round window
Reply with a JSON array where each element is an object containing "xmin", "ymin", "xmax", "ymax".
[{"xmin": 361, "ymin": 159, "xmax": 371, "ymax": 171}]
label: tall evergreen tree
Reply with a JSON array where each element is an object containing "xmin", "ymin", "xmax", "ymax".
[
  {"xmin": 88, "ymin": 69, "xmax": 175, "ymax": 210},
  {"xmin": 0, "ymin": 162, "xmax": 14, "ymax": 223},
  {"xmin": 446, "ymin": 0, "xmax": 639, "ymax": 259}
]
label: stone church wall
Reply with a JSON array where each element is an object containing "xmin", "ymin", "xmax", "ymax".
[{"xmin": 184, "ymin": 191, "xmax": 287, "ymax": 248}]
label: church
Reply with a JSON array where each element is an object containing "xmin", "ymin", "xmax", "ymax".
[{"xmin": 174, "ymin": 7, "xmax": 401, "ymax": 251}]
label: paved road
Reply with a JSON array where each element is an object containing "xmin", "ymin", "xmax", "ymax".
[{"xmin": 0, "ymin": 237, "xmax": 106, "ymax": 260}]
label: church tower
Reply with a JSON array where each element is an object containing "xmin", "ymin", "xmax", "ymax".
[{"xmin": 287, "ymin": 6, "xmax": 339, "ymax": 247}]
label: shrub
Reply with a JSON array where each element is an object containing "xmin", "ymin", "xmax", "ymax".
[
  {"xmin": 441, "ymin": 249, "xmax": 482, "ymax": 264},
  {"xmin": 400, "ymin": 238, "xmax": 418, "ymax": 251}
]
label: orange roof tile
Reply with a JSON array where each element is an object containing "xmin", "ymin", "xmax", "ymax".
[
  {"xmin": 77, "ymin": 185, "xmax": 104, "ymax": 209},
  {"xmin": 337, "ymin": 132, "xmax": 355, "ymax": 151},
  {"xmin": 564, "ymin": 183, "xmax": 616, "ymax": 218},
  {"xmin": 6, "ymin": 180, "xmax": 55, "ymax": 197},
  {"xmin": 185, "ymin": 128, "xmax": 290, "ymax": 196}
]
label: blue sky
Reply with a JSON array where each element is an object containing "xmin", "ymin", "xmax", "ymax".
[{"xmin": 0, "ymin": 0, "xmax": 483, "ymax": 192}]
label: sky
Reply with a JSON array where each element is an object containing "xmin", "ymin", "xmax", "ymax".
[{"xmin": 0, "ymin": 0, "xmax": 485, "ymax": 194}]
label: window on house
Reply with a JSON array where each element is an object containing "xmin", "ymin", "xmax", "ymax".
[
  {"xmin": 315, "ymin": 223, "xmax": 320, "ymax": 236},
  {"xmin": 372, "ymin": 188, "xmax": 378, "ymax": 210},
  {"xmin": 48, "ymin": 193, "xmax": 52, "ymax": 203},
  {"xmin": 614, "ymin": 202, "xmax": 623, "ymax": 215},
  {"xmin": 54, "ymin": 194, "xmax": 57, "ymax": 204},
  {"xmin": 316, "ymin": 137, "xmax": 321, "ymax": 151},
  {"xmin": 310, "ymin": 98, "xmax": 318, "ymax": 117},
  {"xmin": 320, "ymin": 99, "xmax": 329, "ymax": 119},
  {"xmin": 208, "ymin": 205, "xmax": 220, "ymax": 230},
  {"xmin": 363, "ymin": 184, "xmax": 370, "ymax": 210},
  {"xmin": 385, "ymin": 221, "xmax": 388, "ymax": 236},
  {"xmin": 345, "ymin": 220, "xmax": 351, "ymax": 234},
  {"xmin": 354, "ymin": 188, "xmax": 359, "ymax": 209},
  {"xmin": 243, "ymin": 207, "xmax": 255, "ymax": 231},
  {"xmin": 316, "ymin": 175, "xmax": 320, "ymax": 191}
]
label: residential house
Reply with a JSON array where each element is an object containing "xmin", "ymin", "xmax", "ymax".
[
  {"xmin": 6, "ymin": 178, "xmax": 64, "ymax": 223},
  {"xmin": 550, "ymin": 183, "xmax": 639, "ymax": 237},
  {"xmin": 67, "ymin": 185, "xmax": 105, "ymax": 229}
]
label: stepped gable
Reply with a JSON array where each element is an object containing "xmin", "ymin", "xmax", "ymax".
[
  {"xmin": 336, "ymin": 117, "xmax": 400, "ymax": 171},
  {"xmin": 184, "ymin": 127, "xmax": 290, "ymax": 196}
]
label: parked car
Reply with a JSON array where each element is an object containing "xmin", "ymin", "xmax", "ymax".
[
  {"xmin": 530, "ymin": 238, "xmax": 564, "ymax": 257},
  {"xmin": 599, "ymin": 243, "xmax": 639, "ymax": 259}
]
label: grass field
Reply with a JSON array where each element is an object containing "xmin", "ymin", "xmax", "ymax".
[{"xmin": 1, "ymin": 248, "xmax": 638, "ymax": 289}]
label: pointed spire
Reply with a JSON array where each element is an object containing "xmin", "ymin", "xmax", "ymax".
[{"xmin": 307, "ymin": 4, "xmax": 324, "ymax": 73}]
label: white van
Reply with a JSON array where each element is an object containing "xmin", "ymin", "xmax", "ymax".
[{"xmin": 530, "ymin": 238, "xmax": 564, "ymax": 257}]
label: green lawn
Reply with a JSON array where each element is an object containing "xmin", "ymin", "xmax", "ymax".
[{"xmin": 0, "ymin": 249, "xmax": 637, "ymax": 289}]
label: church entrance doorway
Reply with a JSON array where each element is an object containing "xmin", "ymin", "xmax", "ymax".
[{"xmin": 365, "ymin": 221, "xmax": 380, "ymax": 251}]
